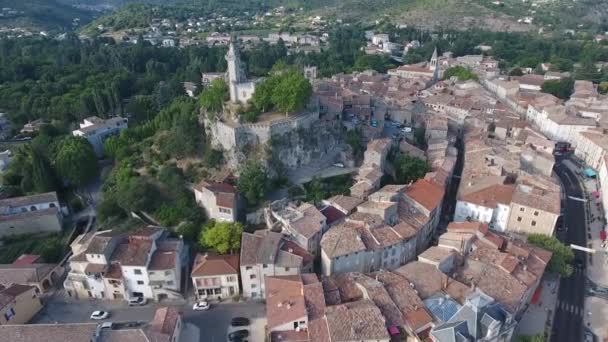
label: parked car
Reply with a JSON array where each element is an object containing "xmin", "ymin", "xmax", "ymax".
[
  {"xmin": 128, "ymin": 297, "xmax": 147, "ymax": 306},
  {"xmin": 231, "ymin": 317, "xmax": 250, "ymax": 327},
  {"xmin": 229, "ymin": 329, "xmax": 249, "ymax": 340},
  {"xmin": 332, "ymin": 163, "xmax": 344, "ymax": 168},
  {"xmin": 90, "ymin": 311, "xmax": 110, "ymax": 320},
  {"xmin": 192, "ymin": 301, "xmax": 210, "ymax": 311}
]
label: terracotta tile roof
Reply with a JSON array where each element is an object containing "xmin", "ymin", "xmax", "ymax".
[
  {"xmin": 447, "ymin": 221, "xmax": 489, "ymax": 235},
  {"xmin": 459, "ymin": 183, "xmax": 515, "ymax": 208},
  {"xmin": 404, "ymin": 179, "xmax": 444, "ymax": 212},
  {"xmin": 511, "ymin": 184, "xmax": 560, "ymax": 215},
  {"xmin": 111, "ymin": 240, "xmax": 153, "ymax": 266},
  {"xmin": 11, "ymin": 254, "xmax": 41, "ymax": 266},
  {"xmin": 198, "ymin": 181, "xmax": 237, "ymax": 194},
  {"xmin": 191, "ymin": 254, "xmax": 239, "ymax": 277},
  {"xmin": 0, "ymin": 324, "xmax": 98, "ymax": 341},
  {"xmin": 216, "ymin": 192, "xmax": 235, "ymax": 209},
  {"xmin": 147, "ymin": 307, "xmax": 181, "ymax": 341},
  {"xmin": 84, "ymin": 263, "xmax": 107, "ymax": 274},
  {"xmin": 325, "ymin": 300, "xmax": 390, "ymax": 341},
  {"xmin": 148, "ymin": 250, "xmax": 177, "ymax": 271},
  {"xmin": 404, "ymin": 307, "xmax": 434, "ymax": 332},
  {"xmin": 320, "ymin": 223, "xmax": 367, "ymax": 258},
  {"xmin": 265, "ymin": 276, "xmax": 308, "ymax": 331},
  {"xmin": 394, "ymin": 262, "xmax": 448, "ymax": 299},
  {"xmin": 308, "ymin": 318, "xmax": 331, "ymax": 342},
  {"xmin": 418, "ymin": 246, "xmax": 455, "ymax": 264},
  {"xmin": 320, "ymin": 205, "xmax": 346, "ymax": 225},
  {"xmin": 0, "ymin": 263, "xmax": 58, "ymax": 286},
  {"xmin": 104, "ymin": 263, "xmax": 122, "ymax": 279},
  {"xmin": 240, "ymin": 231, "xmax": 282, "ymax": 266},
  {"xmin": 391, "ymin": 221, "xmax": 418, "ymax": 240}
]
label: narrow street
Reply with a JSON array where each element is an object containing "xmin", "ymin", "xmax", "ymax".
[{"xmin": 551, "ymin": 158, "xmax": 587, "ymax": 342}]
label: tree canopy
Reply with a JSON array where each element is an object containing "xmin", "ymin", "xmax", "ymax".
[
  {"xmin": 541, "ymin": 77, "xmax": 575, "ymax": 100},
  {"xmin": 199, "ymin": 78, "xmax": 228, "ymax": 114},
  {"xmin": 251, "ymin": 68, "xmax": 312, "ymax": 116},
  {"xmin": 443, "ymin": 66, "xmax": 479, "ymax": 81},
  {"xmin": 237, "ymin": 160, "xmax": 270, "ymax": 207},
  {"xmin": 199, "ymin": 220, "xmax": 243, "ymax": 254},
  {"xmin": 391, "ymin": 154, "xmax": 431, "ymax": 184},
  {"xmin": 54, "ymin": 136, "xmax": 98, "ymax": 187},
  {"xmin": 527, "ymin": 234, "xmax": 574, "ymax": 277}
]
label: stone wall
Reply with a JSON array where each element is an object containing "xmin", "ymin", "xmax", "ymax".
[{"xmin": 206, "ymin": 110, "xmax": 342, "ymax": 171}]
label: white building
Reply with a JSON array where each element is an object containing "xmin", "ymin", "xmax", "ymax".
[
  {"xmin": 194, "ymin": 181, "xmax": 240, "ymax": 222},
  {"xmin": 64, "ymin": 226, "xmax": 185, "ymax": 302},
  {"xmin": 454, "ymin": 183, "xmax": 516, "ymax": 232},
  {"xmin": 191, "ymin": 253, "xmax": 240, "ymax": 301},
  {"xmin": 72, "ymin": 116, "xmax": 128, "ymax": 156},
  {"xmin": 226, "ymin": 42, "xmax": 259, "ymax": 104},
  {"xmin": 574, "ymin": 130, "xmax": 608, "ymax": 170},
  {"xmin": 239, "ymin": 231, "xmax": 313, "ymax": 299}
]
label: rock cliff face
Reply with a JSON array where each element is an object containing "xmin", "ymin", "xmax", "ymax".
[
  {"xmin": 204, "ymin": 112, "xmax": 349, "ymax": 175},
  {"xmin": 268, "ymin": 121, "xmax": 345, "ymax": 170}
]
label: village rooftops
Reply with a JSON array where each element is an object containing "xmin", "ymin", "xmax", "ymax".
[
  {"xmin": 278, "ymin": 203, "xmax": 326, "ymax": 239},
  {"xmin": 240, "ymin": 231, "xmax": 282, "ymax": 266},
  {"xmin": 265, "ymin": 275, "xmax": 309, "ymax": 331},
  {"xmin": 0, "ymin": 263, "xmax": 58, "ymax": 286},
  {"xmin": 320, "ymin": 222, "xmax": 367, "ymax": 258},
  {"xmin": 324, "ymin": 300, "xmax": 390, "ymax": 341},
  {"xmin": 111, "ymin": 239, "xmax": 154, "ymax": 267},
  {"xmin": 0, "ymin": 324, "xmax": 98, "ymax": 342}
]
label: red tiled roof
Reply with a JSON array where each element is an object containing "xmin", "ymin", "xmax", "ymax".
[
  {"xmin": 405, "ymin": 179, "xmax": 444, "ymax": 212},
  {"xmin": 191, "ymin": 254, "xmax": 239, "ymax": 277},
  {"xmin": 149, "ymin": 251, "xmax": 177, "ymax": 271},
  {"xmin": 320, "ymin": 205, "xmax": 346, "ymax": 225},
  {"xmin": 11, "ymin": 254, "xmax": 41, "ymax": 266}
]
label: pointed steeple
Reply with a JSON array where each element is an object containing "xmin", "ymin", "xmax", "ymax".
[{"xmin": 429, "ymin": 47, "xmax": 438, "ymax": 71}]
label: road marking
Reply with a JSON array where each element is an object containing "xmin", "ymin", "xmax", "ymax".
[{"xmin": 568, "ymin": 196, "xmax": 587, "ymax": 202}]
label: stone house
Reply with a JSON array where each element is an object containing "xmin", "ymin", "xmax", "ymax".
[
  {"xmin": 240, "ymin": 231, "xmax": 313, "ymax": 299},
  {"xmin": 194, "ymin": 181, "xmax": 240, "ymax": 223},
  {"xmin": 0, "ymin": 284, "xmax": 42, "ymax": 325},
  {"xmin": 0, "ymin": 192, "xmax": 62, "ymax": 238},
  {"xmin": 505, "ymin": 184, "xmax": 560, "ymax": 236},
  {"xmin": 72, "ymin": 116, "xmax": 128, "ymax": 157},
  {"xmin": 191, "ymin": 253, "xmax": 240, "ymax": 301}
]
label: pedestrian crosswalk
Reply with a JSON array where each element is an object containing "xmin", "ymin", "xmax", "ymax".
[{"xmin": 556, "ymin": 300, "xmax": 584, "ymax": 317}]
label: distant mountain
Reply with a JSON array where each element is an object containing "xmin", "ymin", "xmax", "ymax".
[{"xmin": 0, "ymin": 0, "xmax": 95, "ymax": 31}]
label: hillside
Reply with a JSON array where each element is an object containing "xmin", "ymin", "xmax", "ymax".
[{"xmin": 0, "ymin": 0, "xmax": 95, "ymax": 31}]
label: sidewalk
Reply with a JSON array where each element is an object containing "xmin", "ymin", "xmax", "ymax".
[
  {"xmin": 516, "ymin": 273, "xmax": 560, "ymax": 338},
  {"xmin": 562, "ymin": 159, "xmax": 608, "ymax": 340}
]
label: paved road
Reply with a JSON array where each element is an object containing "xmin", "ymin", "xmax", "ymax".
[
  {"xmin": 31, "ymin": 296, "xmax": 265, "ymax": 342},
  {"xmin": 552, "ymin": 158, "xmax": 586, "ymax": 342}
]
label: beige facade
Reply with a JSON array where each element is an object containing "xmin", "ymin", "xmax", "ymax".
[
  {"xmin": 506, "ymin": 202, "xmax": 559, "ymax": 236},
  {"xmin": 0, "ymin": 285, "xmax": 42, "ymax": 325}
]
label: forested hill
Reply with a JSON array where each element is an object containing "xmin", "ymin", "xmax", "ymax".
[{"xmin": 0, "ymin": 0, "xmax": 94, "ymax": 31}]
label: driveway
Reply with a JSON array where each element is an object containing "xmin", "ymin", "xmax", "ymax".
[
  {"xmin": 182, "ymin": 301, "xmax": 266, "ymax": 342},
  {"xmin": 31, "ymin": 296, "xmax": 266, "ymax": 342}
]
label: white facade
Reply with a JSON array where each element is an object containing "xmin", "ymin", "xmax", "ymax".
[
  {"xmin": 193, "ymin": 185, "xmax": 237, "ymax": 222},
  {"xmin": 574, "ymin": 132, "xmax": 608, "ymax": 170},
  {"xmin": 240, "ymin": 263, "xmax": 299, "ymax": 299},
  {"xmin": 122, "ymin": 265, "xmax": 154, "ymax": 299},
  {"xmin": 454, "ymin": 201, "xmax": 511, "ymax": 232},
  {"xmin": 72, "ymin": 117, "xmax": 128, "ymax": 156},
  {"xmin": 193, "ymin": 274, "xmax": 239, "ymax": 300}
]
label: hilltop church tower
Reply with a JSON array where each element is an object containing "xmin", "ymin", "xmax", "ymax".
[
  {"xmin": 225, "ymin": 41, "xmax": 257, "ymax": 104},
  {"xmin": 429, "ymin": 47, "xmax": 438, "ymax": 71}
]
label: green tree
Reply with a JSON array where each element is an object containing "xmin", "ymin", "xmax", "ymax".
[
  {"xmin": 237, "ymin": 160, "xmax": 269, "ymax": 206},
  {"xmin": 508, "ymin": 68, "xmax": 524, "ymax": 76},
  {"xmin": 40, "ymin": 237, "xmax": 64, "ymax": 263},
  {"xmin": 30, "ymin": 148, "xmax": 57, "ymax": 193},
  {"xmin": 392, "ymin": 154, "xmax": 431, "ymax": 184},
  {"xmin": 541, "ymin": 77, "xmax": 574, "ymax": 100},
  {"xmin": 200, "ymin": 220, "xmax": 243, "ymax": 254},
  {"xmin": 271, "ymin": 70, "xmax": 312, "ymax": 114},
  {"xmin": 516, "ymin": 334, "xmax": 545, "ymax": 342},
  {"xmin": 527, "ymin": 234, "xmax": 574, "ymax": 277},
  {"xmin": 443, "ymin": 66, "xmax": 478, "ymax": 81},
  {"xmin": 199, "ymin": 78, "xmax": 228, "ymax": 113},
  {"xmin": 598, "ymin": 81, "xmax": 608, "ymax": 94},
  {"xmin": 177, "ymin": 221, "xmax": 202, "ymax": 242},
  {"xmin": 54, "ymin": 137, "xmax": 98, "ymax": 187},
  {"xmin": 115, "ymin": 177, "xmax": 159, "ymax": 213},
  {"xmin": 305, "ymin": 177, "xmax": 326, "ymax": 204},
  {"xmin": 345, "ymin": 129, "xmax": 365, "ymax": 161}
]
